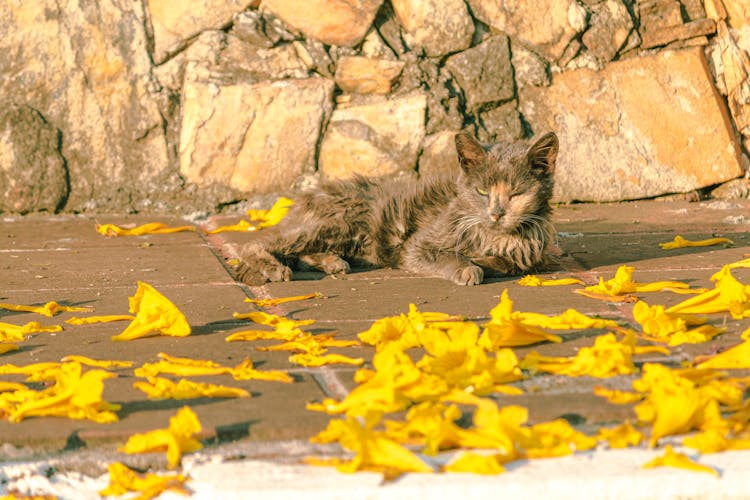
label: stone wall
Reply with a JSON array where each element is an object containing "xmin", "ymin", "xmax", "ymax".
[{"xmin": 2, "ymin": 0, "xmax": 750, "ymax": 213}]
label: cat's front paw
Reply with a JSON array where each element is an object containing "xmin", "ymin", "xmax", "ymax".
[
  {"xmin": 235, "ymin": 260, "xmax": 292, "ymax": 285},
  {"xmin": 451, "ymin": 265, "xmax": 484, "ymax": 286}
]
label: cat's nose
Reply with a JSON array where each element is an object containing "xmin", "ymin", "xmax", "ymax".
[{"xmin": 490, "ymin": 208, "xmax": 505, "ymax": 222}]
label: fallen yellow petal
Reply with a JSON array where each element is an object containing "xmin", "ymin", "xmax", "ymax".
[
  {"xmin": 0, "ymin": 321, "xmax": 63, "ymax": 342},
  {"xmin": 683, "ymin": 428, "xmax": 750, "ymax": 454},
  {"xmin": 100, "ymin": 462, "xmax": 189, "ymax": 499},
  {"xmin": 517, "ymin": 275, "xmax": 584, "ymax": 286},
  {"xmin": 633, "ymin": 301, "xmax": 723, "ymax": 346},
  {"xmin": 593, "ymin": 385, "xmax": 644, "ymax": 404},
  {"xmin": 597, "ymin": 421, "xmax": 644, "ymax": 448},
  {"xmin": 479, "ymin": 290, "xmax": 562, "ymax": 348},
  {"xmin": 119, "ymin": 406, "xmax": 202, "ymax": 469},
  {"xmin": 579, "ymin": 265, "xmax": 690, "ymax": 298},
  {"xmin": 135, "ymin": 352, "xmax": 230, "ymax": 378},
  {"xmin": 659, "ymin": 235, "xmax": 733, "ymax": 250},
  {"xmin": 60, "ymin": 355, "xmax": 133, "ymax": 369},
  {"xmin": 206, "ymin": 219, "xmax": 257, "ymax": 234},
  {"xmin": 0, "ymin": 344, "xmax": 19, "ymax": 355},
  {"xmin": 96, "ymin": 222, "xmax": 195, "ymax": 236},
  {"xmin": 642, "ymin": 445, "xmax": 719, "ymax": 477},
  {"xmin": 0, "ymin": 381, "xmax": 27, "ymax": 392},
  {"xmin": 247, "ymin": 196, "xmax": 295, "ymax": 228},
  {"xmin": 668, "ymin": 265, "xmax": 750, "ymax": 319},
  {"xmin": 518, "ymin": 308, "xmax": 620, "ymax": 330},
  {"xmin": 0, "ymin": 301, "xmax": 90, "ymax": 317},
  {"xmin": 289, "ymin": 352, "xmax": 365, "ymax": 367},
  {"xmin": 696, "ymin": 329, "xmax": 750, "ymax": 369},
  {"xmin": 443, "ymin": 452, "xmax": 506, "ymax": 474},
  {"xmin": 134, "ymin": 377, "xmax": 250, "ymax": 400},
  {"xmin": 65, "ymin": 314, "xmax": 135, "ymax": 325},
  {"xmin": 245, "ymin": 292, "xmax": 324, "ymax": 308},
  {"xmin": 112, "ymin": 282, "xmax": 191, "ymax": 341},
  {"xmin": 229, "ymin": 357, "xmax": 294, "ymax": 383}
]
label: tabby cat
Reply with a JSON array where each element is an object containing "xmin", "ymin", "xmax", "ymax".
[{"xmin": 235, "ymin": 131, "xmax": 559, "ymax": 286}]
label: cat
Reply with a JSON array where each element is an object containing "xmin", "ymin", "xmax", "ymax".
[{"xmin": 234, "ymin": 131, "xmax": 559, "ymax": 286}]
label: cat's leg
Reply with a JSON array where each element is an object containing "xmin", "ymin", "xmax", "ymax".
[
  {"xmin": 235, "ymin": 241, "xmax": 293, "ymax": 286},
  {"xmin": 298, "ymin": 253, "xmax": 351, "ymax": 275},
  {"xmin": 403, "ymin": 244, "xmax": 484, "ymax": 286}
]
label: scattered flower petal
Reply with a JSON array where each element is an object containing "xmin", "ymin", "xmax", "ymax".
[
  {"xmin": 112, "ymin": 282, "xmax": 191, "ymax": 341},
  {"xmin": 0, "ymin": 344, "xmax": 19, "ymax": 355},
  {"xmin": 696, "ymin": 327, "xmax": 750, "ymax": 369},
  {"xmin": 65, "ymin": 314, "xmax": 135, "ymax": 325},
  {"xmin": 597, "ymin": 421, "xmax": 644, "ymax": 448},
  {"xmin": 247, "ymin": 197, "xmax": 295, "ymax": 228},
  {"xmin": 593, "ymin": 386, "xmax": 643, "ymax": 404},
  {"xmin": 659, "ymin": 235, "xmax": 733, "ymax": 249},
  {"xmin": 290, "ymin": 352, "xmax": 365, "ymax": 367},
  {"xmin": 517, "ymin": 275, "xmax": 583, "ymax": 286},
  {"xmin": 577, "ymin": 265, "xmax": 691, "ymax": 299},
  {"xmin": 229, "ymin": 357, "xmax": 293, "ymax": 383},
  {"xmin": 119, "ymin": 406, "xmax": 203, "ymax": 469},
  {"xmin": 668, "ymin": 265, "xmax": 750, "ymax": 319},
  {"xmin": 99, "ymin": 462, "xmax": 189, "ymax": 500},
  {"xmin": 206, "ymin": 219, "xmax": 256, "ymax": 234},
  {"xmin": 683, "ymin": 428, "xmax": 750, "ymax": 454},
  {"xmin": 0, "ymin": 301, "xmax": 90, "ymax": 317},
  {"xmin": 642, "ymin": 445, "xmax": 719, "ymax": 477},
  {"xmin": 245, "ymin": 292, "xmax": 324, "ymax": 308},
  {"xmin": 518, "ymin": 308, "xmax": 620, "ymax": 330},
  {"xmin": 0, "ymin": 321, "xmax": 62, "ymax": 342},
  {"xmin": 633, "ymin": 301, "xmax": 723, "ymax": 346},
  {"xmin": 60, "ymin": 355, "xmax": 133, "ymax": 369},
  {"xmin": 134, "ymin": 377, "xmax": 250, "ymax": 400},
  {"xmin": 96, "ymin": 222, "xmax": 195, "ymax": 236},
  {"xmin": 479, "ymin": 290, "xmax": 562, "ymax": 348},
  {"xmin": 443, "ymin": 452, "xmax": 506, "ymax": 474}
]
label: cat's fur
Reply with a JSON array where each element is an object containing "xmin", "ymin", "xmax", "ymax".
[{"xmin": 235, "ymin": 131, "xmax": 559, "ymax": 286}]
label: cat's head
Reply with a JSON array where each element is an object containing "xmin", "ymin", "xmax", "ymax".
[{"xmin": 454, "ymin": 131, "xmax": 558, "ymax": 233}]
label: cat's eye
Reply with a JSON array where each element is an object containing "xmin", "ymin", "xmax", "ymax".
[{"xmin": 476, "ymin": 187, "xmax": 489, "ymax": 196}]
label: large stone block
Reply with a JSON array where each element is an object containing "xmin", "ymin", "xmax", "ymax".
[
  {"xmin": 0, "ymin": 1, "xmax": 170, "ymax": 212},
  {"xmin": 0, "ymin": 104, "xmax": 68, "ymax": 213},
  {"xmin": 520, "ymin": 48, "xmax": 743, "ymax": 202},
  {"xmin": 147, "ymin": 0, "xmax": 256, "ymax": 64},
  {"xmin": 391, "ymin": 0, "xmax": 474, "ymax": 56},
  {"xmin": 466, "ymin": 0, "xmax": 586, "ymax": 61},
  {"xmin": 319, "ymin": 92, "xmax": 427, "ymax": 179},
  {"xmin": 260, "ymin": 0, "xmax": 383, "ymax": 47},
  {"xmin": 179, "ymin": 68, "xmax": 334, "ymax": 193}
]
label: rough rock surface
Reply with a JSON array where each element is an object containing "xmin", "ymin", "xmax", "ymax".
[
  {"xmin": 318, "ymin": 92, "xmax": 427, "ymax": 179},
  {"xmin": 520, "ymin": 47, "xmax": 743, "ymax": 202},
  {"xmin": 334, "ymin": 56, "xmax": 406, "ymax": 94},
  {"xmin": 467, "ymin": 0, "xmax": 586, "ymax": 61},
  {"xmin": 391, "ymin": 0, "xmax": 474, "ymax": 56},
  {"xmin": 148, "ymin": 0, "xmax": 256, "ymax": 64},
  {"xmin": 0, "ymin": 1, "xmax": 170, "ymax": 212},
  {"xmin": 179, "ymin": 67, "xmax": 334, "ymax": 193},
  {"xmin": 0, "ymin": 104, "xmax": 68, "ymax": 213},
  {"xmin": 444, "ymin": 35, "xmax": 515, "ymax": 111},
  {"xmin": 418, "ymin": 131, "xmax": 460, "ymax": 178},
  {"xmin": 260, "ymin": 0, "xmax": 383, "ymax": 47}
]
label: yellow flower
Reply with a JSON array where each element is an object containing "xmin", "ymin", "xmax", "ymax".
[
  {"xmin": 119, "ymin": 406, "xmax": 203, "ymax": 469},
  {"xmin": 597, "ymin": 421, "xmax": 644, "ymax": 448},
  {"xmin": 522, "ymin": 419, "xmax": 598, "ymax": 458},
  {"xmin": 60, "ymin": 355, "xmax": 133, "ymax": 369},
  {"xmin": 633, "ymin": 364, "xmax": 724, "ymax": 446},
  {"xmin": 96, "ymin": 222, "xmax": 195, "ymax": 236},
  {"xmin": 0, "ymin": 344, "xmax": 18, "ymax": 355},
  {"xmin": 0, "ymin": 321, "xmax": 62, "ymax": 342},
  {"xmin": 134, "ymin": 377, "xmax": 250, "ymax": 399},
  {"xmin": 112, "ymin": 282, "xmax": 191, "ymax": 341},
  {"xmin": 518, "ymin": 308, "xmax": 620, "ymax": 330},
  {"xmin": 229, "ymin": 357, "xmax": 294, "ymax": 383},
  {"xmin": 135, "ymin": 353, "xmax": 230, "ymax": 378},
  {"xmin": 576, "ymin": 265, "xmax": 691, "ymax": 299},
  {"xmin": 479, "ymin": 290, "xmax": 562, "ymax": 349},
  {"xmin": 100, "ymin": 462, "xmax": 189, "ymax": 500},
  {"xmin": 454, "ymin": 401, "xmax": 528, "ymax": 458},
  {"xmin": 696, "ymin": 327, "xmax": 750, "ymax": 369},
  {"xmin": 289, "ymin": 353, "xmax": 365, "ymax": 367},
  {"xmin": 247, "ymin": 196, "xmax": 295, "ymax": 228},
  {"xmin": 632, "ymin": 301, "xmax": 723, "ymax": 346},
  {"xmin": 65, "ymin": 314, "xmax": 135, "ymax": 325},
  {"xmin": 0, "ymin": 300, "xmax": 90, "ymax": 317},
  {"xmin": 520, "ymin": 333, "xmax": 644, "ymax": 378},
  {"xmin": 517, "ymin": 275, "xmax": 584, "ymax": 286},
  {"xmin": 668, "ymin": 265, "xmax": 750, "ymax": 319},
  {"xmin": 443, "ymin": 452, "xmax": 506, "ymax": 474},
  {"xmin": 593, "ymin": 385, "xmax": 644, "ymax": 404},
  {"xmin": 309, "ymin": 412, "xmax": 433, "ymax": 478},
  {"xmin": 642, "ymin": 445, "xmax": 719, "ymax": 477},
  {"xmin": 384, "ymin": 402, "xmax": 465, "ymax": 455},
  {"xmin": 683, "ymin": 428, "xmax": 750, "ymax": 453},
  {"xmin": 2, "ymin": 362, "xmax": 120, "ymax": 423},
  {"xmin": 358, "ymin": 304, "xmax": 462, "ymax": 352},
  {"xmin": 659, "ymin": 235, "xmax": 733, "ymax": 249},
  {"xmin": 245, "ymin": 292, "xmax": 324, "ymax": 308},
  {"xmin": 206, "ymin": 219, "xmax": 257, "ymax": 234},
  {"xmin": 417, "ymin": 322, "xmax": 523, "ymax": 395}
]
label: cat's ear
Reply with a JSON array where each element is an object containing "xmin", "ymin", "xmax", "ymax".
[
  {"xmin": 455, "ymin": 133, "xmax": 487, "ymax": 172},
  {"xmin": 527, "ymin": 132, "xmax": 558, "ymax": 174}
]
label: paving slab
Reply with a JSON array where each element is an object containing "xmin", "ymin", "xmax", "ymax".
[{"xmin": 1, "ymin": 201, "xmax": 750, "ymax": 497}]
